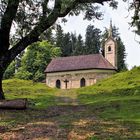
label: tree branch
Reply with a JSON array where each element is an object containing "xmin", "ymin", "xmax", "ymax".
[
  {"xmin": 132, "ymin": 0, "xmax": 140, "ymax": 25},
  {"xmin": 0, "ymin": 0, "xmax": 20, "ymax": 52},
  {"xmin": 8, "ymin": 0, "xmax": 111, "ymax": 63},
  {"xmin": 59, "ymin": 0, "xmax": 111, "ymax": 17},
  {"xmin": 8, "ymin": 0, "xmax": 62, "ymax": 62},
  {"xmin": 42, "ymin": 0, "xmax": 50, "ymax": 16},
  {"xmin": 59, "ymin": 1, "xmax": 77, "ymax": 17},
  {"xmin": 76, "ymin": 0, "xmax": 110, "ymax": 4}
]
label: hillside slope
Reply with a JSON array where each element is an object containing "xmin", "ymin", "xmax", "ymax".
[{"xmin": 77, "ymin": 67, "xmax": 140, "ymax": 122}]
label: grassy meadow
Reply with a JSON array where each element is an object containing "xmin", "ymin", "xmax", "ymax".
[{"xmin": 0, "ymin": 67, "xmax": 140, "ymax": 139}]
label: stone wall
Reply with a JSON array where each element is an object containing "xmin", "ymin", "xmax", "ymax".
[{"xmin": 46, "ymin": 69, "xmax": 116, "ymax": 89}]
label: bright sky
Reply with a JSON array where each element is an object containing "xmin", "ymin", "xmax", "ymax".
[{"xmin": 61, "ymin": 1, "xmax": 140, "ymax": 69}]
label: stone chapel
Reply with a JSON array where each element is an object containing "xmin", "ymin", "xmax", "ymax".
[{"xmin": 45, "ymin": 22, "xmax": 117, "ymax": 89}]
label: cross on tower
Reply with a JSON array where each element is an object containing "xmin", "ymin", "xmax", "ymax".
[{"xmin": 64, "ymin": 79, "xmax": 69, "ymax": 89}]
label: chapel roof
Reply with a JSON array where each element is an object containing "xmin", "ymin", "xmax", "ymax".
[{"xmin": 45, "ymin": 54, "xmax": 116, "ymax": 73}]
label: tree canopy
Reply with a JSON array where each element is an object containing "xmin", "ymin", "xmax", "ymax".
[
  {"xmin": 85, "ymin": 25, "xmax": 101, "ymax": 54},
  {"xmin": 15, "ymin": 41, "xmax": 61, "ymax": 82}
]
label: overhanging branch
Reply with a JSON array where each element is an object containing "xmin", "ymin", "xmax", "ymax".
[
  {"xmin": 42, "ymin": 0, "xmax": 50, "ymax": 16},
  {"xmin": 76, "ymin": 0, "xmax": 110, "ymax": 4},
  {"xmin": 7, "ymin": 0, "xmax": 112, "ymax": 63},
  {"xmin": 59, "ymin": 0, "xmax": 111, "ymax": 17},
  {"xmin": 8, "ymin": 0, "xmax": 62, "ymax": 61}
]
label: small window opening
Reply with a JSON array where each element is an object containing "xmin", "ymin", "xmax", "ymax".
[
  {"xmin": 56, "ymin": 80, "xmax": 61, "ymax": 89},
  {"xmin": 108, "ymin": 46, "xmax": 111, "ymax": 52},
  {"xmin": 80, "ymin": 78, "xmax": 86, "ymax": 87}
]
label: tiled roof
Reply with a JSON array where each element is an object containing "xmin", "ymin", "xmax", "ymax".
[{"xmin": 45, "ymin": 54, "xmax": 116, "ymax": 73}]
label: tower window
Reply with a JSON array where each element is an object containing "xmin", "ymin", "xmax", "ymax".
[{"xmin": 108, "ymin": 46, "xmax": 111, "ymax": 52}]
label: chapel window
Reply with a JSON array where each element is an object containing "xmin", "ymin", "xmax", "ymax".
[
  {"xmin": 80, "ymin": 78, "xmax": 86, "ymax": 87},
  {"xmin": 56, "ymin": 80, "xmax": 61, "ymax": 89}
]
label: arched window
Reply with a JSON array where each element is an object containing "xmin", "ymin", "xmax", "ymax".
[
  {"xmin": 56, "ymin": 80, "xmax": 61, "ymax": 89},
  {"xmin": 80, "ymin": 78, "xmax": 86, "ymax": 87},
  {"xmin": 108, "ymin": 46, "xmax": 111, "ymax": 52}
]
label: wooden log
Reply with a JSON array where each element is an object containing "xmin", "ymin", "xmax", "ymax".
[{"xmin": 0, "ymin": 98, "xmax": 28, "ymax": 109}]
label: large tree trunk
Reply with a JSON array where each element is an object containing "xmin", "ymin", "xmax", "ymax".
[
  {"xmin": 0, "ymin": 62, "xmax": 28, "ymax": 109},
  {"xmin": 0, "ymin": 74, "xmax": 5, "ymax": 100},
  {"xmin": 0, "ymin": 54, "xmax": 10, "ymax": 100}
]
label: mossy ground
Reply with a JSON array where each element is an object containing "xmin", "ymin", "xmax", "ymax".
[{"xmin": 0, "ymin": 67, "xmax": 140, "ymax": 139}]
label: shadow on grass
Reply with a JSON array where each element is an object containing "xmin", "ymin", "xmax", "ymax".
[{"xmin": 0, "ymin": 105, "xmax": 140, "ymax": 139}]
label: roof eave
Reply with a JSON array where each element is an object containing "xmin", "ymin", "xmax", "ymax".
[{"xmin": 45, "ymin": 67, "xmax": 117, "ymax": 73}]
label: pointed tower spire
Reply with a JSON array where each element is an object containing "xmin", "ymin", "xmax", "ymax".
[
  {"xmin": 104, "ymin": 20, "xmax": 117, "ymax": 68},
  {"xmin": 108, "ymin": 19, "xmax": 113, "ymax": 38}
]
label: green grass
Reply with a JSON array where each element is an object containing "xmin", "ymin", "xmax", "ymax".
[
  {"xmin": 77, "ymin": 67, "xmax": 140, "ymax": 123},
  {"xmin": 3, "ymin": 79, "xmax": 59, "ymax": 108},
  {"xmin": 1, "ymin": 67, "xmax": 140, "ymax": 139}
]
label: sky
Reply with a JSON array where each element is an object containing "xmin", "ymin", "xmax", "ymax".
[{"xmin": 61, "ymin": 1, "xmax": 140, "ymax": 69}]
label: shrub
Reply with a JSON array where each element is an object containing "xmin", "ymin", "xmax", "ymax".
[{"xmin": 15, "ymin": 69, "xmax": 32, "ymax": 80}]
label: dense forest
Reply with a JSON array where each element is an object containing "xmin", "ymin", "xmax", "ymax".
[{"xmin": 4, "ymin": 24, "xmax": 127, "ymax": 81}]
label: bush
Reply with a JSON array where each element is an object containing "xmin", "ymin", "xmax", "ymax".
[
  {"xmin": 3, "ymin": 61, "xmax": 15, "ymax": 79},
  {"xmin": 33, "ymin": 71, "xmax": 45, "ymax": 82},
  {"xmin": 15, "ymin": 69, "xmax": 32, "ymax": 80}
]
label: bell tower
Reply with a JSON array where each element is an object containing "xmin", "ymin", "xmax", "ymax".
[{"xmin": 104, "ymin": 20, "xmax": 117, "ymax": 68}]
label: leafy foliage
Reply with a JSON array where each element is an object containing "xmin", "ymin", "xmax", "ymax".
[
  {"xmin": 15, "ymin": 69, "xmax": 32, "ymax": 80},
  {"xmin": 117, "ymin": 37, "xmax": 127, "ymax": 71},
  {"xmin": 3, "ymin": 61, "xmax": 15, "ymax": 79},
  {"xmin": 73, "ymin": 34, "xmax": 85, "ymax": 55},
  {"xmin": 40, "ymin": 27, "xmax": 55, "ymax": 44},
  {"xmin": 15, "ymin": 41, "xmax": 61, "ymax": 81},
  {"xmin": 129, "ymin": 0, "xmax": 140, "ymax": 37},
  {"xmin": 85, "ymin": 25, "xmax": 101, "ymax": 54},
  {"xmin": 55, "ymin": 24, "xmax": 101, "ymax": 56}
]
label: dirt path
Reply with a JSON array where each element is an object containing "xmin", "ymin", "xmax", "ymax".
[{"xmin": 55, "ymin": 89, "xmax": 79, "ymax": 105}]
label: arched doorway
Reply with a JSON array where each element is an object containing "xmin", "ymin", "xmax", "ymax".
[
  {"xmin": 80, "ymin": 78, "xmax": 86, "ymax": 87},
  {"xmin": 56, "ymin": 80, "xmax": 61, "ymax": 89}
]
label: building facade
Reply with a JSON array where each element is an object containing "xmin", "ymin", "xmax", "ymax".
[
  {"xmin": 46, "ymin": 68, "xmax": 116, "ymax": 89},
  {"xmin": 45, "ymin": 54, "xmax": 117, "ymax": 89},
  {"xmin": 45, "ymin": 23, "xmax": 117, "ymax": 89}
]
